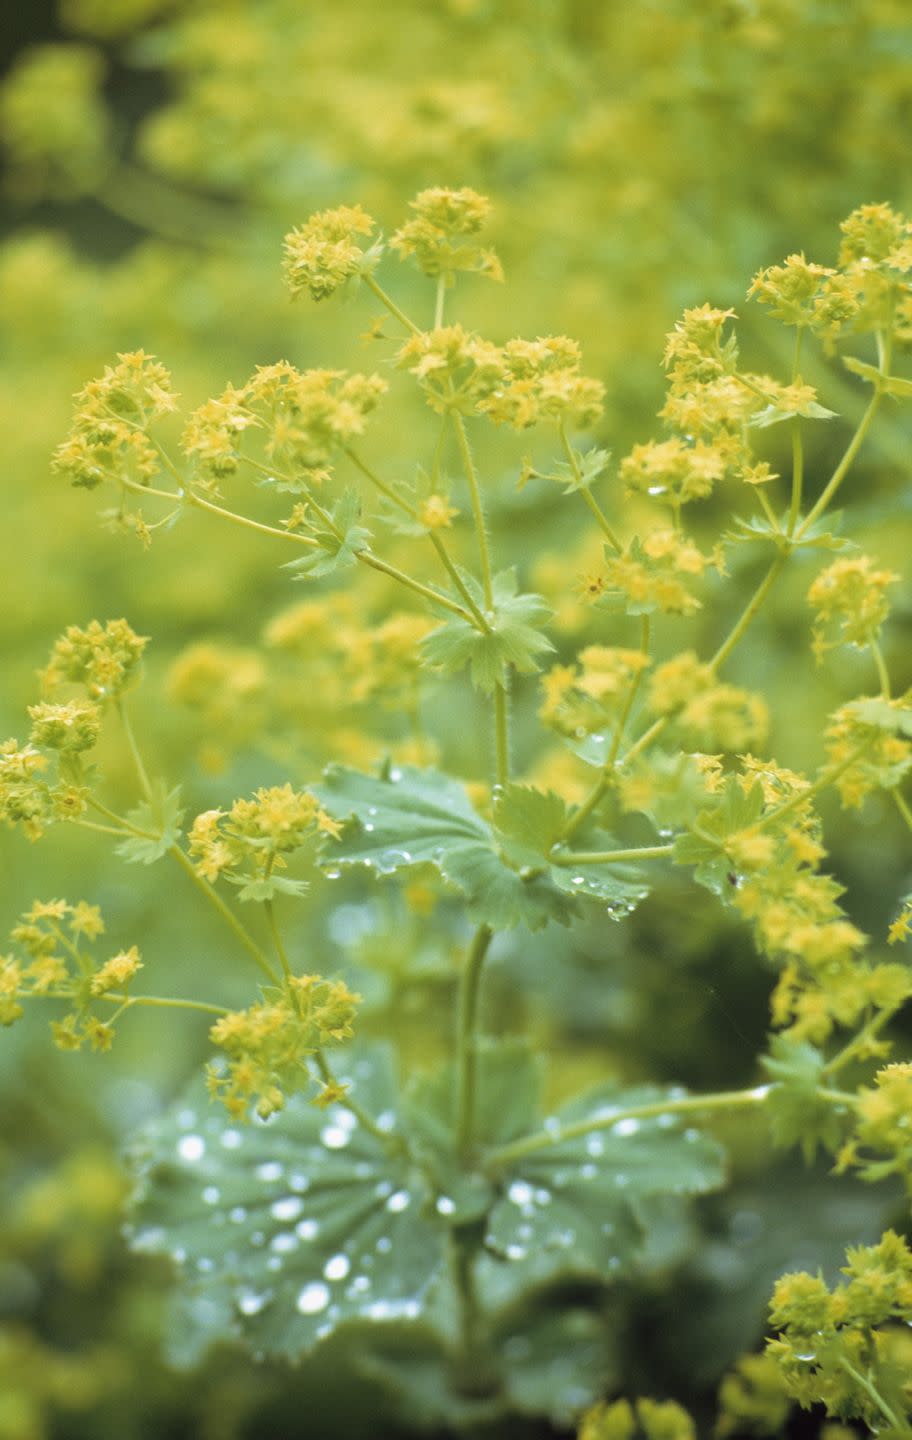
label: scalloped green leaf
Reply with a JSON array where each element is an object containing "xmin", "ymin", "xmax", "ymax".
[
  {"xmin": 843, "ymin": 696, "xmax": 912, "ymax": 738},
  {"xmin": 421, "ymin": 568, "xmax": 554, "ymax": 693},
  {"xmin": 126, "ymin": 1048, "xmax": 447, "ymax": 1361},
  {"xmin": 316, "ymin": 767, "xmax": 648, "ymax": 930},
  {"xmin": 283, "ymin": 489, "xmax": 370, "ymax": 579},
  {"xmin": 115, "ymin": 781, "xmax": 184, "ymax": 865},
  {"xmin": 672, "ymin": 777, "xmax": 765, "ymax": 896},
  {"xmin": 478, "ymin": 1083, "xmax": 726, "ymax": 1308},
  {"xmin": 843, "ymin": 355, "xmax": 912, "ymax": 397}
]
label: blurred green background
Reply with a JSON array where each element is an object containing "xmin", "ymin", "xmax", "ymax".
[{"xmin": 1, "ymin": 2, "xmax": 912, "ymax": 1436}]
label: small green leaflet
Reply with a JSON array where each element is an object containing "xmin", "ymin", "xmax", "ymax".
[
  {"xmin": 283, "ymin": 489, "xmax": 370, "ymax": 580},
  {"xmin": 843, "ymin": 355, "xmax": 912, "ymax": 398},
  {"xmin": 228, "ymin": 873, "xmax": 310, "ymax": 903},
  {"xmin": 115, "ymin": 781, "xmax": 184, "ymax": 865},
  {"xmin": 673, "ymin": 777, "xmax": 764, "ymax": 896},
  {"xmin": 724, "ymin": 510, "xmax": 851, "ymax": 553},
  {"xmin": 126, "ymin": 1048, "xmax": 446, "ymax": 1361},
  {"xmin": 479, "ymin": 1082, "xmax": 726, "ymax": 1309},
  {"xmin": 316, "ymin": 766, "xmax": 649, "ymax": 930},
  {"xmin": 843, "ymin": 696, "xmax": 912, "ymax": 738},
  {"xmin": 421, "ymin": 568, "xmax": 554, "ymax": 693},
  {"xmin": 749, "ymin": 399, "xmax": 838, "ymax": 429},
  {"xmin": 761, "ymin": 1035, "xmax": 843, "ymax": 1162},
  {"xmin": 541, "ymin": 446, "xmax": 611, "ymax": 495}
]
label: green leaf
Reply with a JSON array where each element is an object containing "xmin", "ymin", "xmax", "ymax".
[
  {"xmin": 115, "ymin": 781, "xmax": 184, "ymax": 865},
  {"xmin": 317, "ymin": 766, "xmax": 648, "ymax": 931},
  {"xmin": 760, "ymin": 1035, "xmax": 843, "ymax": 1162},
  {"xmin": 229, "ymin": 874, "xmax": 310, "ymax": 903},
  {"xmin": 843, "ymin": 355, "xmax": 912, "ymax": 397},
  {"xmin": 724, "ymin": 511, "xmax": 851, "ymax": 554},
  {"xmin": 545, "ymin": 446, "xmax": 611, "ymax": 495},
  {"xmin": 672, "ymin": 777, "xmax": 764, "ymax": 896},
  {"xmin": 750, "ymin": 400, "xmax": 838, "ymax": 429},
  {"xmin": 126, "ymin": 1047, "xmax": 447, "ymax": 1361},
  {"xmin": 493, "ymin": 783, "xmax": 652, "ymax": 912},
  {"xmin": 421, "ymin": 568, "xmax": 554, "ymax": 693},
  {"xmin": 479, "ymin": 1083, "xmax": 726, "ymax": 1307},
  {"xmin": 284, "ymin": 489, "xmax": 370, "ymax": 580},
  {"xmin": 843, "ymin": 696, "xmax": 912, "ymax": 738}
]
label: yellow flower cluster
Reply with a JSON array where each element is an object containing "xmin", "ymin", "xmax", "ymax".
[
  {"xmin": 188, "ymin": 784, "xmax": 340, "ymax": 894},
  {"xmin": 181, "ymin": 362, "xmax": 387, "ymax": 485},
  {"xmin": 824, "ymin": 701, "xmax": 911, "ymax": 809},
  {"xmin": 282, "ymin": 203, "xmax": 379, "ymax": 301},
  {"xmin": 767, "ymin": 1230, "xmax": 912, "ymax": 1427},
  {"xmin": 207, "ymin": 974, "xmax": 360, "ymax": 1120},
  {"xmin": 27, "ymin": 699, "xmax": 101, "ymax": 755},
  {"xmin": 52, "ymin": 350, "xmax": 177, "ymax": 492},
  {"xmin": 748, "ymin": 252, "xmax": 859, "ymax": 334},
  {"xmin": 578, "ymin": 1397, "xmax": 694, "ymax": 1440},
  {"xmin": 647, "ymin": 659, "xmax": 769, "ymax": 753},
  {"xmin": 583, "ymin": 530, "xmax": 722, "ymax": 617},
  {"xmin": 390, "ymin": 186, "xmax": 503, "ymax": 282},
  {"xmin": 0, "ymin": 43, "xmax": 109, "ymax": 199},
  {"xmin": 836, "ymin": 1062, "xmax": 912, "ymax": 1188},
  {"xmin": 808, "ymin": 554, "xmax": 899, "ymax": 660},
  {"xmin": 0, "ymin": 899, "xmax": 141, "ymax": 1053},
  {"xmin": 539, "ymin": 646, "xmax": 650, "ymax": 737},
  {"xmin": 42, "ymin": 617, "xmax": 148, "ymax": 702}
]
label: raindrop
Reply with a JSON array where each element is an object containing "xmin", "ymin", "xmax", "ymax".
[
  {"xmin": 385, "ymin": 1189, "xmax": 410, "ymax": 1213},
  {"xmin": 435, "ymin": 1196, "xmax": 456, "ymax": 1216},
  {"xmin": 177, "ymin": 1134, "xmax": 206, "ymax": 1162},
  {"xmin": 220, "ymin": 1128, "xmax": 243, "ymax": 1150},
  {"xmin": 295, "ymin": 1218, "xmax": 319, "ymax": 1241},
  {"xmin": 201, "ymin": 1185, "xmax": 221, "ymax": 1205},
  {"xmin": 289, "ymin": 1172, "xmax": 310, "ymax": 1193},
  {"xmin": 271, "ymin": 1196, "xmax": 304, "ymax": 1222},
  {"xmin": 508, "ymin": 1180, "xmax": 534, "ymax": 1206},
  {"xmin": 580, "ymin": 1163, "xmax": 597, "ymax": 1180},
  {"xmin": 229, "ymin": 1205, "xmax": 247, "ymax": 1224},
  {"xmin": 374, "ymin": 1179, "xmax": 394, "ymax": 1199},
  {"xmin": 237, "ymin": 1288, "xmax": 272, "ymax": 1316},
  {"xmin": 255, "ymin": 1161, "xmax": 284, "ymax": 1183},
  {"xmin": 376, "ymin": 1236, "xmax": 392, "ymax": 1254},
  {"xmin": 543, "ymin": 1116, "xmax": 561, "ymax": 1137},
  {"xmin": 571, "ymin": 875, "xmax": 585, "ymax": 886},
  {"xmin": 196, "ymin": 1257, "xmax": 214, "ymax": 1273},
  {"xmin": 324, "ymin": 1253, "xmax": 351, "ymax": 1282},
  {"xmin": 250, "ymin": 1230, "xmax": 266, "ymax": 1247},
  {"xmin": 388, "ymin": 768, "xmax": 402, "ymax": 782},
  {"xmin": 375, "ymin": 1110, "xmax": 396, "ymax": 1132},
  {"xmin": 614, "ymin": 1173, "xmax": 630, "ymax": 1188},
  {"xmin": 324, "ymin": 869, "xmax": 341, "ymax": 880},
  {"xmin": 611, "ymin": 1118, "xmax": 640, "ymax": 1137},
  {"xmin": 320, "ymin": 1124, "xmax": 350, "ymax": 1150},
  {"xmin": 271, "ymin": 1233, "xmax": 298, "ymax": 1254},
  {"xmin": 347, "ymin": 1275, "xmax": 370, "ymax": 1295},
  {"xmin": 505, "ymin": 1244, "xmax": 526, "ymax": 1260},
  {"xmin": 296, "ymin": 1281, "xmax": 331, "ymax": 1315},
  {"xmin": 177, "ymin": 1108, "xmax": 197, "ymax": 1130},
  {"xmin": 586, "ymin": 1135, "xmax": 605, "ymax": 1157},
  {"xmin": 533, "ymin": 1188, "xmax": 552, "ymax": 1207}
]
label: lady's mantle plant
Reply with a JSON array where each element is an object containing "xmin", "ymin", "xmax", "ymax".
[{"xmin": 3, "ymin": 188, "xmax": 912, "ymax": 1432}]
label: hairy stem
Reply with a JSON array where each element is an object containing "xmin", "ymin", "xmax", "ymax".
[{"xmin": 456, "ymin": 924, "xmax": 494, "ymax": 1163}]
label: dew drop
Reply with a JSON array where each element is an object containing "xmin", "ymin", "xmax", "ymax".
[
  {"xmin": 177, "ymin": 1134, "xmax": 205, "ymax": 1162},
  {"xmin": 255, "ymin": 1160, "xmax": 284, "ymax": 1182},
  {"xmin": 571, "ymin": 875, "xmax": 585, "ymax": 886},
  {"xmin": 271, "ymin": 1232, "xmax": 298, "ymax": 1254},
  {"xmin": 177, "ymin": 1108, "xmax": 197, "ymax": 1131},
  {"xmin": 320, "ymin": 1125, "xmax": 350, "ymax": 1150},
  {"xmin": 612, "ymin": 1118, "xmax": 640, "ymax": 1138},
  {"xmin": 228, "ymin": 1205, "xmax": 247, "ymax": 1223},
  {"xmin": 586, "ymin": 1135, "xmax": 605, "ymax": 1157},
  {"xmin": 220, "ymin": 1128, "xmax": 243, "ymax": 1150},
  {"xmin": 296, "ymin": 1281, "xmax": 331, "ymax": 1315},
  {"xmin": 289, "ymin": 1172, "xmax": 310, "ymax": 1193},
  {"xmin": 201, "ymin": 1185, "xmax": 220, "ymax": 1205},
  {"xmin": 324, "ymin": 1253, "xmax": 351, "ymax": 1281},
  {"xmin": 533, "ymin": 1187, "xmax": 553, "ymax": 1206},
  {"xmin": 508, "ymin": 1180, "xmax": 534, "ymax": 1206},
  {"xmin": 295, "ymin": 1218, "xmax": 319, "ymax": 1241},
  {"xmin": 375, "ymin": 1109, "xmax": 396, "ymax": 1133},
  {"xmin": 196, "ymin": 1257, "xmax": 214, "ymax": 1273},
  {"xmin": 580, "ymin": 1163, "xmax": 597, "ymax": 1180},
  {"xmin": 376, "ymin": 1236, "xmax": 392, "ymax": 1254},
  {"xmin": 271, "ymin": 1196, "xmax": 304, "ymax": 1222},
  {"xmin": 435, "ymin": 1196, "xmax": 456, "ymax": 1216},
  {"xmin": 505, "ymin": 1244, "xmax": 527, "ymax": 1260},
  {"xmin": 237, "ymin": 1288, "xmax": 271, "ymax": 1316},
  {"xmin": 385, "ymin": 1189, "xmax": 410, "ymax": 1213}
]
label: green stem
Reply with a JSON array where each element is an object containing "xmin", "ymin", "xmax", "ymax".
[
  {"xmin": 363, "ymin": 274, "xmax": 420, "ymax": 335},
  {"xmin": 86, "ymin": 795, "xmax": 156, "ymax": 839},
  {"xmin": 823, "ymin": 1006, "xmax": 902, "ymax": 1078},
  {"xmin": 550, "ymin": 843, "xmax": 674, "ymax": 867},
  {"xmin": 787, "ymin": 328, "xmax": 805, "ymax": 535},
  {"xmin": 117, "ymin": 699, "xmax": 153, "ymax": 804},
  {"xmin": 102, "ymin": 993, "xmax": 230, "ymax": 1017},
  {"xmin": 753, "ymin": 738, "xmax": 875, "ymax": 832},
  {"xmin": 796, "ymin": 381, "xmax": 885, "ymax": 539},
  {"xmin": 493, "ymin": 683, "xmax": 510, "ymax": 787},
  {"xmin": 558, "ymin": 421, "xmax": 622, "ymax": 552},
  {"xmin": 121, "ymin": 475, "xmax": 320, "ymax": 548},
  {"xmin": 607, "ymin": 614, "xmax": 651, "ymax": 768},
  {"xmin": 456, "ymin": 924, "xmax": 494, "ymax": 1163},
  {"xmin": 168, "ymin": 844, "xmax": 280, "ymax": 985},
  {"xmin": 359, "ymin": 550, "xmax": 474, "ymax": 621},
  {"xmin": 313, "ymin": 1050, "xmax": 404, "ymax": 1150},
  {"xmin": 893, "ymin": 788, "xmax": 912, "ymax": 833},
  {"xmin": 709, "ymin": 553, "xmax": 787, "ymax": 672},
  {"xmin": 871, "ymin": 640, "xmax": 891, "ymax": 699},
  {"xmin": 487, "ymin": 1085, "xmax": 773, "ymax": 1169},
  {"xmin": 345, "ymin": 446, "xmax": 416, "ymax": 518},
  {"xmin": 451, "ymin": 410, "xmax": 494, "ymax": 608},
  {"xmin": 264, "ymin": 897, "xmax": 292, "ymax": 981},
  {"xmin": 838, "ymin": 1358, "xmax": 906, "ymax": 1433},
  {"xmin": 435, "ymin": 274, "xmax": 447, "ymax": 329}
]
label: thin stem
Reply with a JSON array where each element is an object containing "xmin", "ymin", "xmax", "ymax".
[
  {"xmin": 871, "ymin": 639, "xmax": 891, "ymax": 699},
  {"xmin": 558, "ymin": 422, "xmax": 622, "ymax": 552},
  {"xmin": 753, "ymin": 738, "xmax": 874, "ymax": 832},
  {"xmin": 363, "ymin": 274, "xmax": 421, "ymax": 335},
  {"xmin": 709, "ymin": 553, "xmax": 787, "ymax": 672},
  {"xmin": 607, "ymin": 614, "xmax": 651, "ymax": 768},
  {"xmin": 455, "ymin": 924, "xmax": 494, "ymax": 1163},
  {"xmin": 551, "ymin": 843, "xmax": 674, "ymax": 867},
  {"xmin": 117, "ymin": 699, "xmax": 153, "ymax": 803},
  {"xmin": 359, "ymin": 550, "xmax": 474, "ymax": 621},
  {"xmin": 435, "ymin": 274, "xmax": 446, "ymax": 329},
  {"xmin": 345, "ymin": 446, "xmax": 416, "ymax": 518},
  {"xmin": 168, "ymin": 844, "xmax": 280, "ymax": 985},
  {"xmin": 120, "ymin": 475, "xmax": 319, "ymax": 548},
  {"xmin": 86, "ymin": 795, "xmax": 156, "ymax": 839},
  {"xmin": 823, "ymin": 1006, "xmax": 901, "ymax": 1078},
  {"xmin": 101, "ymin": 993, "xmax": 230, "ymax": 1017},
  {"xmin": 787, "ymin": 328, "xmax": 805, "ymax": 534},
  {"xmin": 264, "ymin": 898, "xmax": 292, "ymax": 981},
  {"xmin": 487, "ymin": 1085, "xmax": 773, "ymax": 1169},
  {"xmin": 493, "ymin": 683, "xmax": 510, "ymax": 787},
  {"xmin": 451, "ymin": 411, "xmax": 494, "ymax": 608},
  {"xmin": 313, "ymin": 1050, "xmax": 404, "ymax": 1149},
  {"xmin": 796, "ymin": 384, "xmax": 885, "ymax": 539},
  {"xmin": 428, "ymin": 534, "xmax": 491, "ymax": 630},
  {"xmin": 838, "ymin": 1358, "xmax": 906, "ymax": 1434},
  {"xmin": 893, "ymin": 788, "xmax": 912, "ymax": 833}
]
